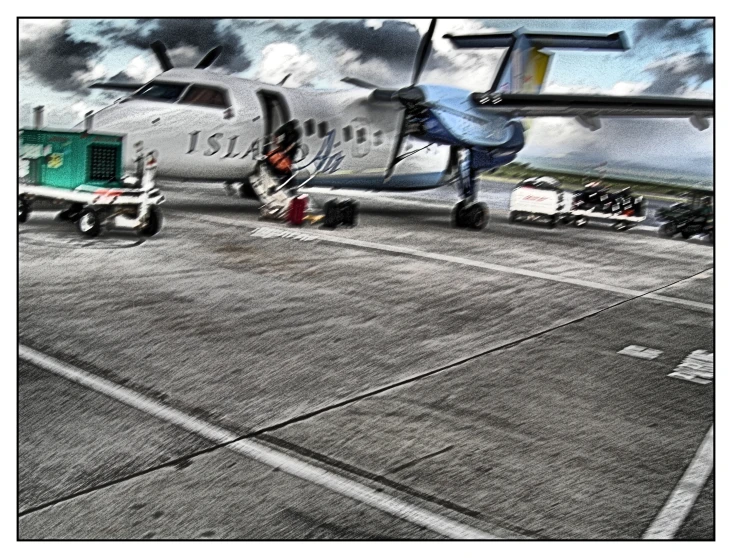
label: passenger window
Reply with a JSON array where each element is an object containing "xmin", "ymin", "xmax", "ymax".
[
  {"xmin": 342, "ymin": 126, "xmax": 353, "ymax": 142},
  {"xmin": 373, "ymin": 130, "xmax": 383, "ymax": 146},
  {"xmin": 304, "ymin": 119, "xmax": 315, "ymax": 136},
  {"xmin": 318, "ymin": 122, "xmax": 329, "ymax": 139},
  {"xmin": 180, "ymin": 86, "xmax": 229, "ymax": 108},
  {"xmin": 356, "ymin": 128, "xmax": 367, "ymax": 144}
]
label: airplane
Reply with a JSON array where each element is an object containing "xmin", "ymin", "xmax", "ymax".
[{"xmin": 84, "ymin": 19, "xmax": 714, "ymax": 229}]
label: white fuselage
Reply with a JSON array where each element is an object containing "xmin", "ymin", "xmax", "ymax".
[{"xmin": 86, "ymin": 69, "xmax": 450, "ymax": 189}]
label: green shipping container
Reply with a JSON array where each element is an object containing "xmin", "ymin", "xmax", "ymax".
[{"xmin": 19, "ymin": 129, "xmax": 125, "ymax": 190}]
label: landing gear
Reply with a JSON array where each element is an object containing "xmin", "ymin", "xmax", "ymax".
[
  {"xmin": 453, "ymin": 200, "xmax": 488, "ymax": 230},
  {"xmin": 452, "ymin": 148, "xmax": 489, "ymax": 231}
]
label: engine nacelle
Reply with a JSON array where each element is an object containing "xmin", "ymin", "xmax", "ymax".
[{"xmin": 576, "ymin": 115, "xmax": 601, "ymax": 131}]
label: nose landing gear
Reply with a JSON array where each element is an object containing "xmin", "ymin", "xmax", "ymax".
[{"xmin": 452, "ymin": 148, "xmax": 489, "ymax": 230}]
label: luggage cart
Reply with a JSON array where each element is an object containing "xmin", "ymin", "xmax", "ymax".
[
  {"xmin": 18, "ymin": 128, "xmax": 165, "ymax": 238},
  {"xmin": 569, "ymin": 183, "xmax": 647, "ymax": 231}
]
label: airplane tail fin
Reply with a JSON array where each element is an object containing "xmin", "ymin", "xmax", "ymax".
[{"xmin": 444, "ymin": 29, "xmax": 628, "ymax": 93}]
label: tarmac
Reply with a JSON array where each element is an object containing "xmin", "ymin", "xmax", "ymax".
[{"xmin": 18, "ymin": 179, "xmax": 714, "ymax": 540}]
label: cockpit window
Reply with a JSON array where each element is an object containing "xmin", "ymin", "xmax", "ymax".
[
  {"xmin": 134, "ymin": 82, "xmax": 187, "ymax": 102},
  {"xmin": 180, "ymin": 86, "xmax": 230, "ymax": 108}
]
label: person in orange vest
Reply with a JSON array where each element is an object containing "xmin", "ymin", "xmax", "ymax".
[{"xmin": 265, "ymin": 120, "xmax": 300, "ymax": 183}]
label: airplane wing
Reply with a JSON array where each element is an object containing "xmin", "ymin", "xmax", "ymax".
[
  {"xmin": 474, "ymin": 92, "xmax": 713, "ymax": 118},
  {"xmin": 90, "ymin": 82, "xmax": 145, "ymax": 91}
]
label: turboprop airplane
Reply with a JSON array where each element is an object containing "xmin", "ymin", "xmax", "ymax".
[{"xmin": 85, "ymin": 19, "xmax": 714, "ymax": 229}]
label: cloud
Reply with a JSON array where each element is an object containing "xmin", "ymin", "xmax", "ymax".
[
  {"xmin": 634, "ymin": 18, "xmax": 713, "ymax": 44},
  {"xmin": 641, "ymin": 50, "xmax": 714, "ymax": 95},
  {"xmin": 103, "ymin": 19, "xmax": 252, "ymax": 73},
  {"xmin": 254, "ymin": 43, "xmax": 318, "ymax": 87},
  {"xmin": 19, "ymin": 19, "xmax": 104, "ymax": 95}
]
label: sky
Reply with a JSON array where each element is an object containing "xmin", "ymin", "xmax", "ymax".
[{"xmin": 18, "ymin": 18, "xmax": 714, "ymax": 182}]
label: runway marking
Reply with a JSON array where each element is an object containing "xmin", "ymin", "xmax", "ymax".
[
  {"xmin": 180, "ymin": 212, "xmax": 712, "ymax": 314},
  {"xmin": 617, "ymin": 345, "xmax": 663, "ymax": 360},
  {"xmin": 19, "ymin": 344, "xmax": 498, "ymax": 540},
  {"xmin": 667, "ymin": 350, "xmax": 714, "ymax": 385},
  {"xmin": 251, "ymin": 227, "xmax": 318, "ymax": 242},
  {"xmin": 642, "ymin": 425, "xmax": 714, "ymax": 539}
]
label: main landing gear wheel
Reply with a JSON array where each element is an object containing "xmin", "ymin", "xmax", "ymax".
[
  {"xmin": 18, "ymin": 198, "xmax": 30, "ymax": 224},
  {"xmin": 452, "ymin": 201, "xmax": 488, "ymax": 230},
  {"xmin": 139, "ymin": 206, "xmax": 163, "ymax": 237},
  {"xmin": 76, "ymin": 208, "xmax": 101, "ymax": 238}
]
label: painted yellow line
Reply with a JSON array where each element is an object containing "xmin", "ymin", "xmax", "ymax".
[{"xmin": 19, "ymin": 344, "xmax": 500, "ymax": 540}]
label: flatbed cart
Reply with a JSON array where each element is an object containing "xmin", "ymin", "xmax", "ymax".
[
  {"xmin": 250, "ymin": 159, "xmax": 358, "ymax": 228},
  {"xmin": 568, "ymin": 183, "xmax": 647, "ymax": 231},
  {"xmin": 18, "ymin": 128, "xmax": 164, "ymax": 238}
]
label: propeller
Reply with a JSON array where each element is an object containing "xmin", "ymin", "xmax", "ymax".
[
  {"xmin": 385, "ymin": 18, "xmax": 437, "ymax": 181},
  {"xmin": 90, "ymin": 41, "xmax": 224, "ymax": 92},
  {"xmin": 150, "ymin": 40, "xmax": 174, "ymax": 72},
  {"xmin": 195, "ymin": 45, "xmax": 224, "ymax": 69}
]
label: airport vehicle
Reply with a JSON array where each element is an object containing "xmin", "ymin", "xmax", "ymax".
[
  {"xmin": 657, "ymin": 191, "xmax": 714, "ymax": 243},
  {"xmin": 83, "ymin": 20, "xmax": 713, "ymax": 230},
  {"xmin": 508, "ymin": 176, "xmax": 571, "ymax": 228},
  {"xmin": 569, "ymin": 182, "xmax": 647, "ymax": 231},
  {"xmin": 18, "ymin": 129, "xmax": 164, "ymax": 238}
]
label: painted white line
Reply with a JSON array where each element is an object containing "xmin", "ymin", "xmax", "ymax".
[
  {"xmin": 617, "ymin": 345, "xmax": 663, "ymax": 360},
  {"xmin": 642, "ymin": 425, "xmax": 714, "ymax": 539},
  {"xmin": 667, "ymin": 350, "xmax": 714, "ymax": 385},
  {"xmin": 19, "ymin": 344, "xmax": 499, "ymax": 540},
  {"xmin": 180, "ymin": 212, "xmax": 712, "ymax": 313}
]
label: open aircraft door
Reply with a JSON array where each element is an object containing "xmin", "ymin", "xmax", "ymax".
[{"xmin": 256, "ymin": 90, "xmax": 292, "ymax": 149}]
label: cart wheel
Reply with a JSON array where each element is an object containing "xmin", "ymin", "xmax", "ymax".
[
  {"xmin": 76, "ymin": 208, "xmax": 101, "ymax": 238},
  {"xmin": 548, "ymin": 216, "xmax": 557, "ymax": 229},
  {"xmin": 322, "ymin": 199, "xmax": 340, "ymax": 229},
  {"xmin": 612, "ymin": 222, "xmax": 629, "ymax": 232},
  {"xmin": 658, "ymin": 222, "xmax": 676, "ymax": 238},
  {"xmin": 56, "ymin": 203, "xmax": 84, "ymax": 222},
  {"xmin": 466, "ymin": 202, "xmax": 488, "ymax": 230},
  {"xmin": 140, "ymin": 206, "xmax": 163, "ymax": 237},
  {"xmin": 708, "ymin": 230, "xmax": 714, "ymax": 244},
  {"xmin": 680, "ymin": 229, "xmax": 693, "ymax": 240},
  {"xmin": 508, "ymin": 211, "xmax": 518, "ymax": 223},
  {"xmin": 573, "ymin": 217, "xmax": 588, "ymax": 228},
  {"xmin": 18, "ymin": 198, "xmax": 30, "ymax": 224}
]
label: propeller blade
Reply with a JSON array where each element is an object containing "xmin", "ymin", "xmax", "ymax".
[
  {"xmin": 384, "ymin": 109, "xmax": 407, "ymax": 182},
  {"xmin": 195, "ymin": 45, "xmax": 223, "ymax": 69},
  {"xmin": 411, "ymin": 18, "xmax": 437, "ymax": 86},
  {"xmin": 341, "ymin": 77, "xmax": 381, "ymax": 90},
  {"xmin": 150, "ymin": 40, "xmax": 174, "ymax": 71},
  {"xmin": 89, "ymin": 82, "xmax": 145, "ymax": 91}
]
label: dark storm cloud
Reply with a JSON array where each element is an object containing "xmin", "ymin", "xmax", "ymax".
[
  {"xmin": 634, "ymin": 18, "xmax": 713, "ymax": 43},
  {"xmin": 105, "ymin": 19, "xmax": 251, "ymax": 72},
  {"xmin": 311, "ymin": 19, "xmax": 422, "ymax": 70},
  {"xmin": 642, "ymin": 49, "xmax": 713, "ymax": 95},
  {"xmin": 19, "ymin": 21, "xmax": 103, "ymax": 95}
]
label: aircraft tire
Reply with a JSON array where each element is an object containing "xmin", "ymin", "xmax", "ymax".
[
  {"xmin": 452, "ymin": 200, "xmax": 468, "ymax": 228},
  {"xmin": 18, "ymin": 198, "xmax": 30, "ymax": 224},
  {"xmin": 466, "ymin": 202, "xmax": 488, "ymax": 230},
  {"xmin": 140, "ymin": 206, "xmax": 163, "ymax": 237},
  {"xmin": 76, "ymin": 208, "xmax": 101, "ymax": 238}
]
